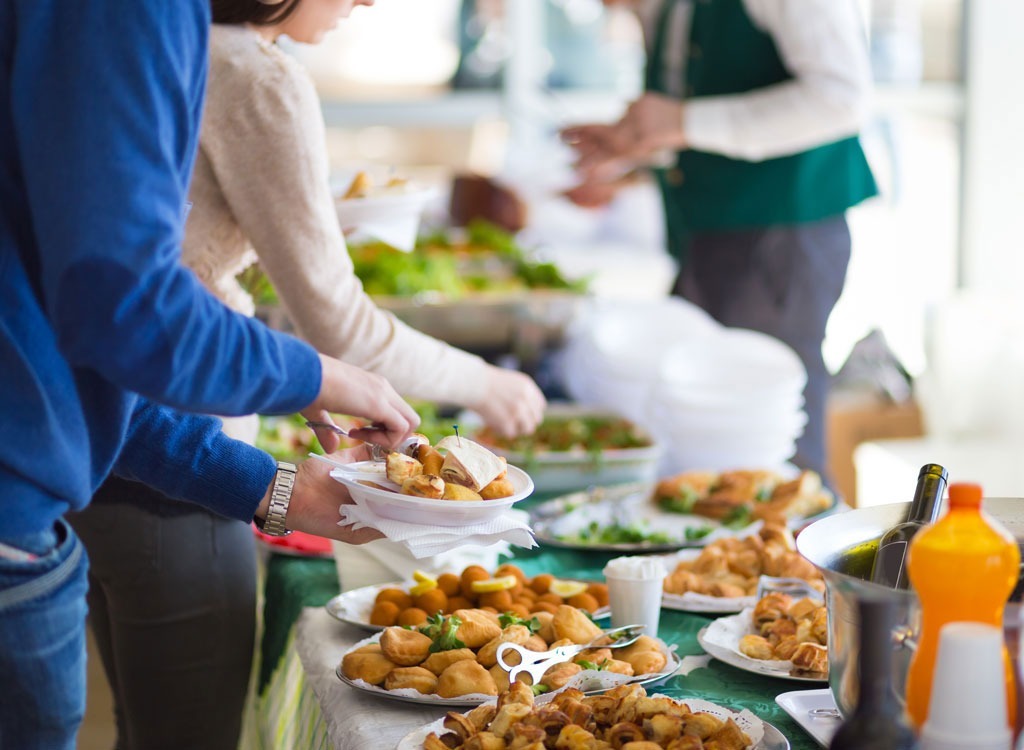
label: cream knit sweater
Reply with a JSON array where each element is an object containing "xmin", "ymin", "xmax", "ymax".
[{"xmin": 183, "ymin": 25, "xmax": 488, "ymax": 415}]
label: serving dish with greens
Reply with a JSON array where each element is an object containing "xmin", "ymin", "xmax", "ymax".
[{"xmin": 471, "ymin": 405, "xmax": 662, "ymax": 495}]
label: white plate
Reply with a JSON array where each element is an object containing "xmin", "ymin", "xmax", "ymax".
[
  {"xmin": 334, "ymin": 187, "xmax": 436, "ymax": 226},
  {"xmin": 697, "ymin": 620, "xmax": 827, "ymax": 684},
  {"xmin": 330, "ymin": 462, "xmax": 533, "ymax": 527},
  {"xmin": 658, "ymin": 548, "xmax": 758, "ymax": 613},
  {"xmin": 325, "ymin": 582, "xmax": 610, "ymax": 632},
  {"xmin": 397, "ymin": 694, "xmax": 789, "ymax": 750},
  {"xmin": 337, "ymin": 632, "xmax": 681, "ymax": 707},
  {"xmin": 775, "ymin": 688, "xmax": 840, "ymax": 748}
]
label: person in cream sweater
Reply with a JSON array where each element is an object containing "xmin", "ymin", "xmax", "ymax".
[{"xmin": 70, "ymin": 1, "xmax": 546, "ymax": 748}]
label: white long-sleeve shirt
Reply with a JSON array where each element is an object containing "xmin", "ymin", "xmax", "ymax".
[{"xmin": 637, "ymin": 0, "xmax": 873, "ymax": 162}]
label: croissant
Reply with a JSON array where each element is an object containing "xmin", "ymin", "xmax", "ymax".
[{"xmin": 752, "ymin": 592, "xmax": 792, "ymax": 625}]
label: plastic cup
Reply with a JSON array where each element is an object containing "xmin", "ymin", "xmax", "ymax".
[
  {"xmin": 920, "ymin": 622, "xmax": 1013, "ymax": 750},
  {"xmin": 603, "ymin": 556, "xmax": 667, "ymax": 637}
]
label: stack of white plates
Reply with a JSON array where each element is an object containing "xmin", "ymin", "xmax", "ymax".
[
  {"xmin": 561, "ymin": 299, "xmax": 807, "ymax": 473},
  {"xmin": 560, "ymin": 298, "xmax": 721, "ymax": 419}
]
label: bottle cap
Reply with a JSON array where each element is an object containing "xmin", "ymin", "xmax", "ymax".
[{"xmin": 947, "ymin": 482, "xmax": 983, "ymax": 509}]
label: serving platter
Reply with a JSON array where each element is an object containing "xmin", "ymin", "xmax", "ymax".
[
  {"xmin": 336, "ymin": 632, "xmax": 681, "ymax": 707},
  {"xmin": 529, "ymin": 481, "xmax": 840, "ymax": 553},
  {"xmin": 325, "ymin": 582, "xmax": 610, "ymax": 633},
  {"xmin": 396, "ymin": 694, "xmax": 790, "ymax": 750},
  {"xmin": 697, "ymin": 619, "xmax": 827, "ymax": 684}
]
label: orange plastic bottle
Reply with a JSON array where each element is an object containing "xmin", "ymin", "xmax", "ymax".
[{"xmin": 905, "ymin": 482, "xmax": 1020, "ymax": 729}]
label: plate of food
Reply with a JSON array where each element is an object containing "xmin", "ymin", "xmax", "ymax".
[
  {"xmin": 337, "ymin": 605, "xmax": 680, "ymax": 707},
  {"xmin": 334, "ymin": 170, "xmax": 436, "ymax": 251},
  {"xmin": 325, "ymin": 563, "xmax": 610, "ymax": 631},
  {"xmin": 397, "ymin": 682, "xmax": 790, "ymax": 750},
  {"xmin": 329, "ymin": 435, "xmax": 534, "ymax": 526},
  {"xmin": 469, "ymin": 405, "xmax": 662, "ymax": 495},
  {"xmin": 659, "ymin": 523, "xmax": 824, "ymax": 613},
  {"xmin": 530, "ymin": 468, "xmax": 837, "ymax": 552},
  {"xmin": 697, "ymin": 592, "xmax": 829, "ymax": 683}
]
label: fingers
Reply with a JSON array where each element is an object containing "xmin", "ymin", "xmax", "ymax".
[
  {"xmin": 476, "ymin": 368, "xmax": 546, "ymax": 439},
  {"xmin": 303, "ymin": 408, "xmax": 342, "ymax": 453},
  {"xmin": 334, "ymin": 524, "xmax": 385, "ymax": 545}
]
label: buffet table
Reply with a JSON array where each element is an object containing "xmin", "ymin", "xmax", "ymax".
[{"xmin": 245, "ymin": 547, "xmax": 820, "ymax": 750}]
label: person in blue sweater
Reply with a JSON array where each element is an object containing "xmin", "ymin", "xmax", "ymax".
[{"xmin": 0, "ymin": 2, "xmax": 422, "ymax": 748}]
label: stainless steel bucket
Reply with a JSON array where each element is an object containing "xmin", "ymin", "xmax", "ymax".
[{"xmin": 795, "ymin": 498, "xmax": 1024, "ymax": 717}]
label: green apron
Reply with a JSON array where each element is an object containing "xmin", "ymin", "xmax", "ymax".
[{"xmin": 646, "ymin": 0, "xmax": 878, "ymax": 263}]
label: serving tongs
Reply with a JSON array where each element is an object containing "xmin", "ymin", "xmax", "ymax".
[
  {"xmin": 304, "ymin": 422, "xmax": 425, "ymax": 462},
  {"xmin": 755, "ymin": 575, "xmax": 824, "ymax": 602},
  {"xmin": 496, "ymin": 624, "xmax": 645, "ymax": 685}
]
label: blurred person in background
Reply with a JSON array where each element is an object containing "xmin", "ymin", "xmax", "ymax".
[
  {"xmin": 0, "ymin": 1, "xmax": 423, "ymax": 748},
  {"xmin": 68, "ymin": 0, "xmax": 546, "ymax": 748},
  {"xmin": 563, "ymin": 0, "xmax": 877, "ymax": 484}
]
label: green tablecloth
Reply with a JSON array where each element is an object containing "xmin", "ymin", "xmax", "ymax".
[{"xmin": 258, "ymin": 544, "xmax": 819, "ymax": 750}]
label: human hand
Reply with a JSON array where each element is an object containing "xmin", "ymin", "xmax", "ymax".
[
  {"xmin": 255, "ymin": 445, "xmax": 384, "ymax": 545},
  {"xmin": 302, "ymin": 355, "xmax": 420, "ymax": 453},
  {"xmin": 468, "ymin": 365, "xmax": 546, "ymax": 439}
]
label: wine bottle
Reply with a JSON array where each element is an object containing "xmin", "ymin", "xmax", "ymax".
[
  {"xmin": 869, "ymin": 463, "xmax": 948, "ymax": 589},
  {"xmin": 829, "ymin": 598, "xmax": 919, "ymax": 750}
]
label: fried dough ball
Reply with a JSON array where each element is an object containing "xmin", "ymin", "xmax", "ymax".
[
  {"xmin": 437, "ymin": 573, "xmax": 461, "ymax": 597},
  {"xmin": 460, "ymin": 566, "xmax": 491, "ymax": 599},
  {"xmin": 379, "ymin": 627, "xmax": 432, "ymax": 667},
  {"xmin": 402, "ymin": 474, "xmax": 445, "ymax": 499},
  {"xmin": 507, "ymin": 603, "xmax": 532, "ymax": 619},
  {"xmin": 495, "ymin": 564, "xmax": 527, "ymax": 592},
  {"xmin": 369, "ymin": 601, "xmax": 400, "ymax": 627},
  {"xmin": 384, "ymin": 666, "xmax": 438, "ymax": 694},
  {"xmin": 453, "ymin": 609, "xmax": 503, "ymax": 648},
  {"xmin": 397, "ymin": 607, "xmax": 428, "ymax": 628},
  {"xmin": 445, "ymin": 596, "xmax": 473, "ymax": 614},
  {"xmin": 478, "ymin": 590, "xmax": 513, "ymax": 611},
  {"xmin": 530, "ymin": 574, "xmax": 554, "ymax": 595},
  {"xmin": 413, "ymin": 588, "xmax": 448, "ymax": 616},
  {"xmin": 479, "ymin": 477, "xmax": 514, "ymax": 499},
  {"xmin": 530, "ymin": 601, "xmax": 559, "ymax": 616},
  {"xmin": 375, "ymin": 588, "xmax": 414, "ymax": 610},
  {"xmin": 538, "ymin": 592, "xmax": 564, "ymax": 607},
  {"xmin": 552, "ymin": 605, "xmax": 603, "ymax": 645},
  {"xmin": 436, "ymin": 659, "xmax": 498, "ymax": 698},
  {"xmin": 341, "ymin": 650, "xmax": 397, "ymax": 685},
  {"xmin": 586, "ymin": 583, "xmax": 610, "ymax": 608},
  {"xmin": 567, "ymin": 593, "xmax": 600, "ymax": 612},
  {"xmin": 444, "ymin": 483, "xmax": 483, "ymax": 501},
  {"xmin": 421, "ymin": 648, "xmax": 477, "ymax": 676}
]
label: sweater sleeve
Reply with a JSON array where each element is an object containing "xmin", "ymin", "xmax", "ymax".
[
  {"xmin": 10, "ymin": 0, "xmax": 320, "ymax": 417},
  {"xmin": 197, "ymin": 42, "xmax": 488, "ymax": 408},
  {"xmin": 112, "ymin": 399, "xmax": 275, "ymax": 523}
]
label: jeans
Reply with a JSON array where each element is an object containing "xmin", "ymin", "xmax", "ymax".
[
  {"xmin": 70, "ymin": 477, "xmax": 257, "ymax": 750},
  {"xmin": 0, "ymin": 519, "xmax": 89, "ymax": 750}
]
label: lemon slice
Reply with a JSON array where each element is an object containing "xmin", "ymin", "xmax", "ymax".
[
  {"xmin": 410, "ymin": 579, "xmax": 438, "ymax": 597},
  {"xmin": 549, "ymin": 579, "xmax": 588, "ymax": 599},
  {"xmin": 470, "ymin": 575, "xmax": 518, "ymax": 594},
  {"xmin": 412, "ymin": 570, "xmax": 436, "ymax": 585}
]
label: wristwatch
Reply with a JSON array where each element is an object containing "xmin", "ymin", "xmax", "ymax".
[{"xmin": 255, "ymin": 461, "xmax": 296, "ymax": 537}]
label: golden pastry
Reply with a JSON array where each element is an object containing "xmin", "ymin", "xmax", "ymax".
[
  {"xmin": 489, "ymin": 702, "xmax": 533, "ymax": 738},
  {"xmin": 551, "ymin": 605, "xmax": 603, "ymax": 644},
  {"xmin": 645, "ymin": 713, "xmax": 684, "ymax": 744},
  {"xmin": 479, "ymin": 477, "xmax": 515, "ymax": 500},
  {"xmin": 497, "ymin": 680, "xmax": 535, "ymax": 710},
  {"xmin": 379, "ymin": 627, "xmax": 432, "ymax": 666},
  {"xmin": 601, "ymin": 658, "xmax": 634, "ymax": 676},
  {"xmin": 417, "ymin": 444, "xmax": 445, "ymax": 476},
  {"xmin": 453, "ymin": 609, "xmax": 502, "ymax": 648},
  {"xmin": 444, "ymin": 483, "xmax": 483, "ymax": 501},
  {"xmin": 477, "ymin": 624, "xmax": 532, "ymax": 668},
  {"xmin": 422, "ymin": 648, "xmax": 477, "ymax": 676},
  {"xmin": 790, "ymin": 642, "xmax": 828, "ymax": 675},
  {"xmin": 540, "ymin": 661, "xmax": 582, "ymax": 690},
  {"xmin": 386, "ymin": 452, "xmax": 423, "ymax": 485},
  {"xmin": 383, "ymin": 666, "xmax": 437, "ymax": 694},
  {"xmin": 680, "ymin": 711, "xmax": 724, "ymax": 739},
  {"xmin": 466, "ymin": 704, "xmax": 498, "ymax": 731},
  {"xmin": 738, "ymin": 634, "xmax": 774, "ymax": 661},
  {"xmin": 706, "ymin": 717, "xmax": 752, "ymax": 750},
  {"xmin": 340, "ymin": 650, "xmax": 397, "ymax": 685},
  {"xmin": 401, "ymin": 474, "xmax": 445, "ymax": 499},
  {"xmin": 462, "ymin": 732, "xmax": 505, "ymax": 750},
  {"xmin": 620, "ymin": 742, "xmax": 663, "ymax": 750},
  {"xmin": 665, "ymin": 737, "xmax": 703, "ymax": 750},
  {"xmin": 437, "ymin": 659, "xmax": 499, "ymax": 698}
]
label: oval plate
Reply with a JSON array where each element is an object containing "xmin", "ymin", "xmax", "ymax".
[{"xmin": 698, "ymin": 624, "xmax": 827, "ymax": 684}]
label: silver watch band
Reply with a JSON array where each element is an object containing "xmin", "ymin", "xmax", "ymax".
[{"xmin": 261, "ymin": 461, "xmax": 296, "ymax": 537}]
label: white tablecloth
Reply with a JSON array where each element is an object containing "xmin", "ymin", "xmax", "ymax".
[{"xmin": 294, "ymin": 607, "xmax": 446, "ymax": 750}]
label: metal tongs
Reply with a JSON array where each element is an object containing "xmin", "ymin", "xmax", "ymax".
[
  {"xmin": 304, "ymin": 422, "xmax": 425, "ymax": 462},
  {"xmin": 496, "ymin": 624, "xmax": 645, "ymax": 685},
  {"xmin": 755, "ymin": 575, "xmax": 825, "ymax": 602}
]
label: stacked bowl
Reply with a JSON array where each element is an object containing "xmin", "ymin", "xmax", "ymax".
[{"xmin": 561, "ymin": 298, "xmax": 807, "ymax": 474}]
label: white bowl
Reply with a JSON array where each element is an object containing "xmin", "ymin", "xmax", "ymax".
[
  {"xmin": 330, "ymin": 462, "xmax": 534, "ymax": 527},
  {"xmin": 334, "ymin": 187, "xmax": 437, "ymax": 251}
]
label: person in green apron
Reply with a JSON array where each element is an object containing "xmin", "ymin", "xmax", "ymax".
[{"xmin": 564, "ymin": 0, "xmax": 878, "ymax": 483}]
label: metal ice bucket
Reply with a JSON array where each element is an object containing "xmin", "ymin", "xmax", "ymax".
[{"xmin": 796, "ymin": 498, "xmax": 1024, "ymax": 717}]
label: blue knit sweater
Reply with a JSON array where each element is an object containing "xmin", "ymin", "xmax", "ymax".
[{"xmin": 0, "ymin": 0, "xmax": 322, "ymax": 536}]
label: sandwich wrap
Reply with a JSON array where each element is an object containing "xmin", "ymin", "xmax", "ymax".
[{"xmin": 435, "ymin": 436, "xmax": 506, "ymax": 492}]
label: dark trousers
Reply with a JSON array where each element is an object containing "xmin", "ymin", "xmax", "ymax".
[
  {"xmin": 671, "ymin": 215, "xmax": 851, "ymax": 482},
  {"xmin": 68, "ymin": 478, "xmax": 257, "ymax": 750}
]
